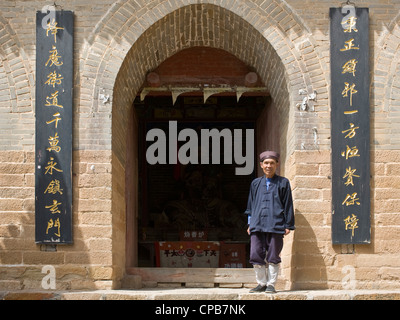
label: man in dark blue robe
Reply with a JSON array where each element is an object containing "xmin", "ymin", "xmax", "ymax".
[{"xmin": 245, "ymin": 151, "xmax": 295, "ymax": 293}]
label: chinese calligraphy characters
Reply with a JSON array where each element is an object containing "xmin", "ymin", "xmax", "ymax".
[
  {"xmin": 43, "ymin": 19, "xmax": 66, "ymax": 240},
  {"xmin": 35, "ymin": 10, "xmax": 73, "ymax": 244},
  {"xmin": 157, "ymin": 242, "xmax": 220, "ymax": 268},
  {"xmin": 330, "ymin": 7, "xmax": 370, "ymax": 244},
  {"xmin": 344, "ymin": 214, "xmax": 359, "ymax": 237},
  {"xmin": 342, "ymin": 59, "xmax": 357, "ymax": 77},
  {"xmin": 342, "ymin": 16, "xmax": 358, "ymax": 33},
  {"xmin": 45, "ymin": 46, "xmax": 63, "ymax": 67},
  {"xmin": 342, "ymin": 82, "xmax": 357, "ymax": 106},
  {"xmin": 343, "ymin": 166, "xmax": 360, "ymax": 186},
  {"xmin": 339, "ymin": 12, "xmax": 362, "ymax": 239},
  {"xmin": 46, "ymin": 218, "xmax": 61, "ymax": 237},
  {"xmin": 45, "ymin": 71, "xmax": 63, "ymax": 88},
  {"xmin": 340, "ymin": 39, "xmax": 359, "ymax": 51},
  {"xmin": 46, "ymin": 19, "xmax": 64, "ymax": 43}
]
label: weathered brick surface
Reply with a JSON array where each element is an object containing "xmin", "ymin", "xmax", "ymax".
[
  {"xmin": 0, "ymin": 150, "xmax": 113, "ymax": 290},
  {"xmin": 0, "ymin": 0, "xmax": 400, "ymax": 292},
  {"xmin": 290, "ymin": 150, "xmax": 400, "ymax": 290}
]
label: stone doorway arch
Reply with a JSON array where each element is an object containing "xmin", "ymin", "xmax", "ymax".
[{"xmin": 78, "ymin": 1, "xmax": 326, "ymax": 289}]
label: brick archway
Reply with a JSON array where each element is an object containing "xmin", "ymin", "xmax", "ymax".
[
  {"xmin": 0, "ymin": 13, "xmax": 34, "ymax": 146},
  {"xmin": 78, "ymin": 0, "xmax": 328, "ymax": 155},
  {"xmin": 373, "ymin": 18, "xmax": 400, "ymax": 147},
  {"xmin": 77, "ymin": 1, "xmax": 328, "ymax": 287}
]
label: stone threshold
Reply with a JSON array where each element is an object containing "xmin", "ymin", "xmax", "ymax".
[{"xmin": 2, "ymin": 288, "xmax": 400, "ymax": 300}]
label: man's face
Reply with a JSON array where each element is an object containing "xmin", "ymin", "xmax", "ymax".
[{"xmin": 260, "ymin": 158, "xmax": 278, "ymax": 178}]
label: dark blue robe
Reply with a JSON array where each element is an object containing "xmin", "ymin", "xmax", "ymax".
[{"xmin": 245, "ymin": 175, "xmax": 295, "ymax": 234}]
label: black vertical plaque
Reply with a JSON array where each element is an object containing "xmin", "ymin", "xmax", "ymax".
[
  {"xmin": 35, "ymin": 10, "xmax": 73, "ymax": 244},
  {"xmin": 330, "ymin": 7, "xmax": 370, "ymax": 244}
]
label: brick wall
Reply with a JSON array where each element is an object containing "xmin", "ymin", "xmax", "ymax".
[
  {"xmin": 1, "ymin": 0, "xmax": 400, "ymax": 291},
  {"xmin": 287, "ymin": 150, "xmax": 400, "ymax": 289},
  {"xmin": 0, "ymin": 150, "xmax": 113, "ymax": 290}
]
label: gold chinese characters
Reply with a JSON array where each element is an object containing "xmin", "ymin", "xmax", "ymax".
[
  {"xmin": 41, "ymin": 17, "xmax": 66, "ymax": 240},
  {"xmin": 338, "ymin": 13, "xmax": 363, "ymax": 239}
]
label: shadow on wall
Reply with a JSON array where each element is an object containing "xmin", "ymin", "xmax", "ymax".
[
  {"xmin": 0, "ymin": 152, "xmax": 36, "ymax": 290},
  {"xmin": 290, "ymin": 211, "xmax": 329, "ymax": 290},
  {"xmin": 0, "ymin": 151, "xmax": 109, "ymax": 291}
]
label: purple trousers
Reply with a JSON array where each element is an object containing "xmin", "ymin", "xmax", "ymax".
[{"xmin": 249, "ymin": 232, "xmax": 284, "ymax": 265}]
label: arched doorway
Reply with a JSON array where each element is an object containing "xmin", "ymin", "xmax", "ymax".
[
  {"xmin": 116, "ymin": 11, "xmax": 291, "ymax": 287},
  {"xmin": 125, "ymin": 46, "xmax": 282, "ymax": 287},
  {"xmin": 132, "ymin": 45, "xmax": 276, "ymax": 265},
  {"xmin": 94, "ymin": 2, "xmax": 315, "ymax": 288}
]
